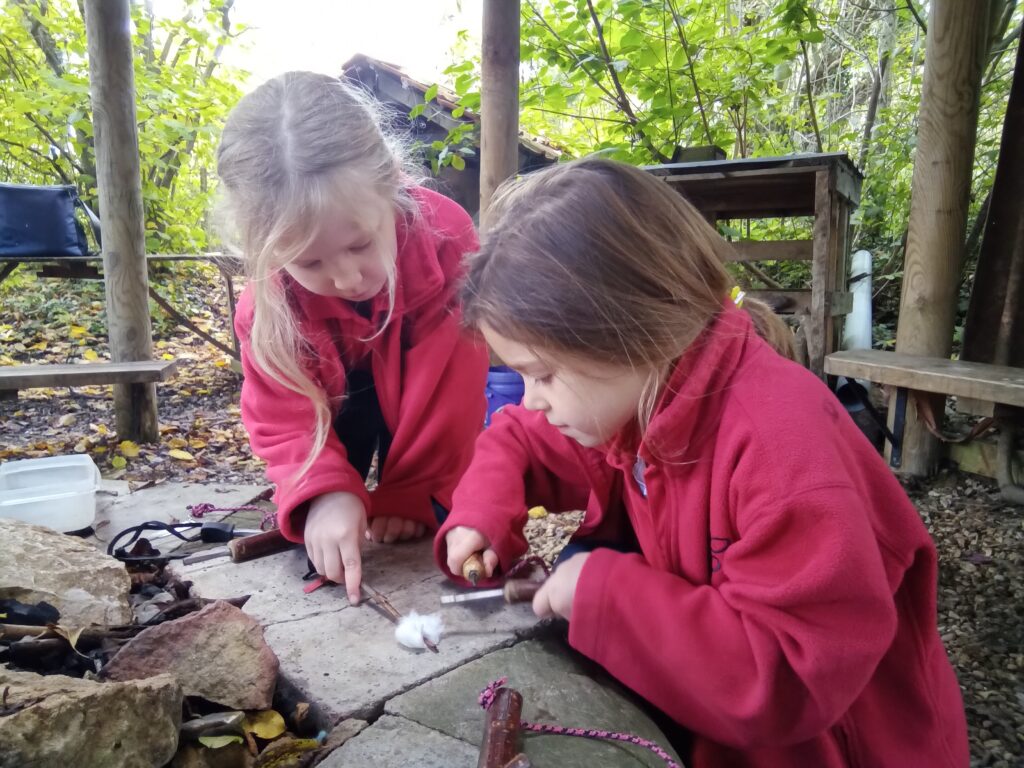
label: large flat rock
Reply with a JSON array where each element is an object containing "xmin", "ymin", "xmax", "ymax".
[
  {"xmin": 386, "ymin": 637, "xmax": 682, "ymax": 767},
  {"xmin": 318, "ymin": 715, "xmax": 477, "ymax": 768}
]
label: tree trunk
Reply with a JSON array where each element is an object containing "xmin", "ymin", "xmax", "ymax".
[
  {"xmin": 963, "ymin": 25, "xmax": 1024, "ymax": 368},
  {"xmin": 84, "ymin": 0, "xmax": 158, "ymax": 442},
  {"xmin": 479, "ymin": 0, "xmax": 521, "ymax": 232},
  {"xmin": 888, "ymin": 0, "xmax": 992, "ymax": 476}
]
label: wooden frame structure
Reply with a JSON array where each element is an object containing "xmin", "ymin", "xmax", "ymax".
[{"xmin": 646, "ymin": 153, "xmax": 862, "ymax": 379}]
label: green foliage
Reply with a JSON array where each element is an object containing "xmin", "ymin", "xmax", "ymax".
[
  {"xmin": 0, "ymin": 0, "xmax": 248, "ymax": 254},
  {"xmin": 439, "ymin": 0, "xmax": 1020, "ymax": 346}
]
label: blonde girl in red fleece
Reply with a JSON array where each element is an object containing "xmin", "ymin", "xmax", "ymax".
[
  {"xmin": 217, "ymin": 72, "xmax": 488, "ymax": 603},
  {"xmin": 437, "ymin": 158, "xmax": 968, "ymax": 766}
]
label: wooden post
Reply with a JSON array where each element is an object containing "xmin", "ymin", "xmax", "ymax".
[
  {"xmin": 479, "ymin": 0, "xmax": 520, "ymax": 232},
  {"xmin": 84, "ymin": 0, "xmax": 159, "ymax": 442},
  {"xmin": 888, "ymin": 0, "xmax": 990, "ymax": 475}
]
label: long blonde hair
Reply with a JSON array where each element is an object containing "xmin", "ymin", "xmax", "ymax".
[
  {"xmin": 216, "ymin": 71, "xmax": 421, "ymax": 474},
  {"xmin": 462, "ymin": 157, "xmax": 795, "ymax": 432}
]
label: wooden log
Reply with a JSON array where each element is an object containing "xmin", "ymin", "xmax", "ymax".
[
  {"xmin": 478, "ymin": 686, "xmax": 524, "ymax": 768},
  {"xmin": 479, "ymin": 0, "xmax": 520, "ymax": 231},
  {"xmin": 84, "ymin": 0, "xmax": 158, "ymax": 442},
  {"xmin": 889, "ymin": 0, "xmax": 991, "ymax": 475}
]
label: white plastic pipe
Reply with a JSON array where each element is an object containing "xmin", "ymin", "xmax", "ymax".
[{"xmin": 843, "ymin": 249, "xmax": 873, "ymax": 351}]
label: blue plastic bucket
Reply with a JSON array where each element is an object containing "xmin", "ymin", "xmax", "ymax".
[{"xmin": 484, "ymin": 366, "xmax": 525, "ymax": 426}]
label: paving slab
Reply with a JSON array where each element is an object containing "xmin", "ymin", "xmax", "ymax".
[
  {"xmin": 386, "ymin": 637, "xmax": 682, "ymax": 767},
  {"xmin": 182, "ymin": 537, "xmax": 540, "ymax": 722},
  {"xmin": 318, "ymin": 715, "xmax": 477, "ymax": 768},
  {"xmin": 91, "ymin": 482, "xmax": 269, "ymax": 555}
]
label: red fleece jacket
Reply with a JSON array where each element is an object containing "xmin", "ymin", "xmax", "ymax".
[
  {"xmin": 236, "ymin": 187, "xmax": 489, "ymax": 542},
  {"xmin": 436, "ymin": 305, "xmax": 968, "ymax": 767}
]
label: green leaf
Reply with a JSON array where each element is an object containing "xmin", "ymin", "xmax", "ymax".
[
  {"xmin": 424, "ymin": 83, "xmax": 439, "ymax": 102},
  {"xmin": 450, "ymin": 154, "xmax": 466, "ymax": 171},
  {"xmin": 409, "ymin": 103, "xmax": 426, "ymax": 119}
]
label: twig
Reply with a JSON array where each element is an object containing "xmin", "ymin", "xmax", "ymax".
[
  {"xmin": 666, "ymin": 0, "xmax": 714, "ymax": 146},
  {"xmin": 800, "ymin": 41, "xmax": 824, "ymax": 152}
]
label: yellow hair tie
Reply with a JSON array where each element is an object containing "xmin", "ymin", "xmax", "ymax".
[{"xmin": 730, "ymin": 286, "xmax": 745, "ymax": 307}]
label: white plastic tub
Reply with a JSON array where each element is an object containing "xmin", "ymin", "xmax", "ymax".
[{"xmin": 0, "ymin": 454, "xmax": 101, "ymax": 533}]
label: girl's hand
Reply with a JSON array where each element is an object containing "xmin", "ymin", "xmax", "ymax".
[
  {"xmin": 445, "ymin": 525, "xmax": 499, "ymax": 581},
  {"xmin": 304, "ymin": 491, "xmax": 367, "ymax": 604},
  {"xmin": 532, "ymin": 552, "xmax": 591, "ymax": 621}
]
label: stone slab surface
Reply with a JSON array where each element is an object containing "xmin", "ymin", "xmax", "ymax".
[
  {"xmin": 318, "ymin": 715, "xmax": 477, "ymax": 768},
  {"xmin": 91, "ymin": 482, "xmax": 269, "ymax": 555},
  {"xmin": 386, "ymin": 637, "xmax": 682, "ymax": 767}
]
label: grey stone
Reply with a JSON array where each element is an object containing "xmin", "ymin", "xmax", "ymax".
[
  {"xmin": 0, "ymin": 517, "xmax": 132, "ymax": 626},
  {"xmin": 318, "ymin": 715, "xmax": 477, "ymax": 768},
  {"xmin": 102, "ymin": 600, "xmax": 279, "ymax": 710},
  {"xmin": 253, "ymin": 540, "xmax": 539, "ymax": 722},
  {"xmin": 386, "ymin": 638, "xmax": 682, "ymax": 767},
  {"xmin": 0, "ymin": 668, "xmax": 182, "ymax": 768}
]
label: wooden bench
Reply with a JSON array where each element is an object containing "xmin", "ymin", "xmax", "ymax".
[
  {"xmin": 0, "ymin": 360, "xmax": 179, "ymax": 398},
  {"xmin": 825, "ymin": 349, "xmax": 1024, "ymax": 471}
]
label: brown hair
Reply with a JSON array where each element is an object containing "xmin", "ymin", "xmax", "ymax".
[{"xmin": 462, "ymin": 157, "xmax": 794, "ymax": 426}]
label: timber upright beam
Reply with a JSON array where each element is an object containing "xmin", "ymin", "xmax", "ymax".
[
  {"xmin": 890, "ymin": 0, "xmax": 990, "ymax": 475},
  {"xmin": 479, "ymin": 0, "xmax": 521, "ymax": 232},
  {"xmin": 84, "ymin": 0, "xmax": 159, "ymax": 442}
]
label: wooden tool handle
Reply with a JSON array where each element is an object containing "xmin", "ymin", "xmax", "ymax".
[
  {"xmin": 503, "ymin": 579, "xmax": 542, "ymax": 604},
  {"xmin": 462, "ymin": 552, "xmax": 485, "ymax": 585},
  {"xmin": 228, "ymin": 528, "xmax": 292, "ymax": 562}
]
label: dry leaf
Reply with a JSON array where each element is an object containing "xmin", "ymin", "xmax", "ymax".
[
  {"xmin": 168, "ymin": 437, "xmax": 189, "ymax": 449},
  {"xmin": 242, "ymin": 709, "xmax": 286, "ymax": 740},
  {"xmin": 169, "ymin": 449, "xmax": 195, "ymax": 461},
  {"xmin": 198, "ymin": 734, "xmax": 244, "ymax": 749},
  {"xmin": 83, "ymin": 349, "xmax": 99, "ymax": 361},
  {"xmin": 527, "ymin": 506, "xmax": 548, "ymax": 519},
  {"xmin": 111, "ymin": 456, "xmax": 127, "ymax": 470},
  {"xmin": 119, "ymin": 440, "xmax": 141, "ymax": 458},
  {"xmin": 69, "ymin": 325, "xmax": 88, "ymax": 338},
  {"xmin": 57, "ymin": 414, "xmax": 77, "ymax": 427}
]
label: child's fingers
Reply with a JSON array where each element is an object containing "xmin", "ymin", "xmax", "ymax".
[
  {"xmin": 367, "ymin": 517, "xmax": 387, "ymax": 543},
  {"xmin": 339, "ymin": 540, "xmax": 362, "ymax": 605},
  {"xmin": 321, "ymin": 546, "xmax": 344, "ymax": 585},
  {"xmin": 382, "ymin": 516, "xmax": 405, "ymax": 543},
  {"xmin": 482, "ymin": 548, "xmax": 500, "ymax": 578},
  {"xmin": 532, "ymin": 580, "xmax": 555, "ymax": 618}
]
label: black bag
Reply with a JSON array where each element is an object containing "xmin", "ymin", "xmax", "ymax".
[{"xmin": 0, "ymin": 182, "xmax": 101, "ymax": 259}]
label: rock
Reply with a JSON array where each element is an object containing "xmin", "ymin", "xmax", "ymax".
[
  {"xmin": 102, "ymin": 600, "xmax": 279, "ymax": 710},
  {"xmin": 169, "ymin": 742, "xmax": 253, "ymax": 768},
  {"xmin": 0, "ymin": 667, "xmax": 182, "ymax": 768},
  {"xmin": 386, "ymin": 637, "xmax": 682, "ymax": 767},
  {"xmin": 0, "ymin": 518, "xmax": 132, "ymax": 626},
  {"xmin": 318, "ymin": 716, "xmax": 478, "ymax": 768}
]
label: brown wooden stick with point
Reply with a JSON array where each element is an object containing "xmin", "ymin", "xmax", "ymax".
[{"xmin": 477, "ymin": 686, "xmax": 524, "ymax": 768}]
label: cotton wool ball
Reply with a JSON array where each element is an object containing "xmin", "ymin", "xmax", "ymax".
[{"xmin": 395, "ymin": 611, "xmax": 444, "ymax": 651}]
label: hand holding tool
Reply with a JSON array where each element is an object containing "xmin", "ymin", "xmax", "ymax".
[{"xmin": 440, "ymin": 578, "xmax": 542, "ymax": 606}]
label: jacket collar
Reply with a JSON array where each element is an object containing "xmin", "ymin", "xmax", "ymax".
[{"xmin": 605, "ymin": 303, "xmax": 757, "ymax": 469}]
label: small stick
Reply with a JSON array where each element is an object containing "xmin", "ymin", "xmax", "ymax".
[{"xmin": 361, "ymin": 583, "xmax": 439, "ymax": 653}]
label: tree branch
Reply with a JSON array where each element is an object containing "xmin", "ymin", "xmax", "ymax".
[
  {"xmin": 0, "ymin": 137, "xmax": 73, "ymax": 183},
  {"xmin": 800, "ymin": 41, "xmax": 824, "ymax": 152},
  {"xmin": 24, "ymin": 113, "xmax": 85, "ymax": 174},
  {"xmin": 666, "ymin": 0, "xmax": 714, "ymax": 146},
  {"xmin": 584, "ymin": 0, "xmax": 671, "ymax": 162},
  {"xmin": 906, "ymin": 1, "xmax": 927, "ymax": 35}
]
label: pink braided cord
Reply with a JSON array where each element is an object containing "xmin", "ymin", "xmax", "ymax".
[
  {"xmin": 187, "ymin": 502, "xmax": 277, "ymax": 531},
  {"xmin": 478, "ymin": 678, "xmax": 681, "ymax": 768}
]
